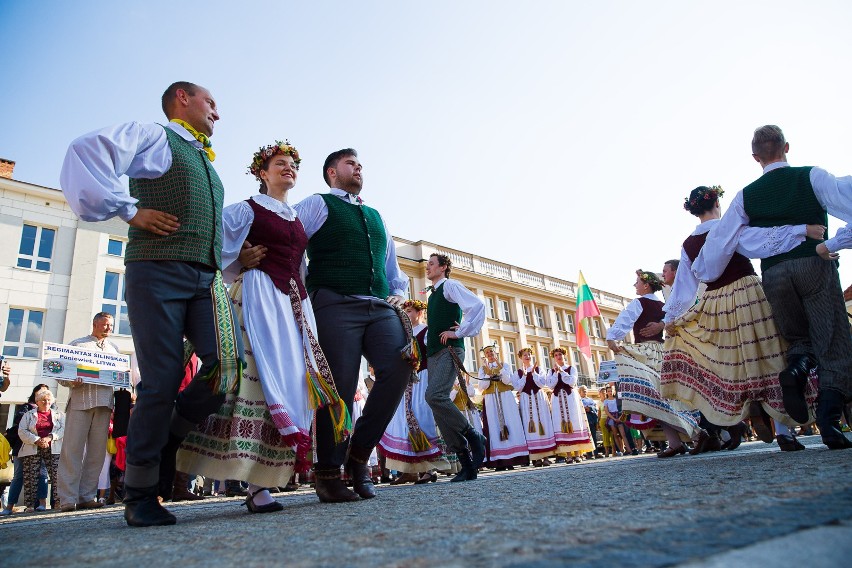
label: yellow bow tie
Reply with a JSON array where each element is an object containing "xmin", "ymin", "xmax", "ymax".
[{"xmin": 170, "ymin": 119, "xmax": 216, "ymax": 162}]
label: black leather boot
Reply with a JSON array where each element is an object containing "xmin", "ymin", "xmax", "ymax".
[
  {"xmin": 816, "ymin": 388, "xmax": 852, "ymax": 449},
  {"xmin": 778, "ymin": 354, "xmax": 816, "ymax": 424},
  {"xmin": 314, "ymin": 468, "xmax": 359, "ymax": 503},
  {"xmin": 451, "ymin": 450, "xmax": 477, "ymax": 482},
  {"xmin": 124, "ymin": 484, "xmax": 176, "ymax": 527},
  {"xmin": 344, "ymin": 445, "xmax": 376, "ymax": 499},
  {"xmin": 462, "ymin": 427, "xmax": 487, "ymax": 469},
  {"xmin": 157, "ymin": 434, "xmax": 184, "ymax": 501}
]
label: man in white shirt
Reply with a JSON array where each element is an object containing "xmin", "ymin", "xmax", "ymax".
[
  {"xmin": 56, "ymin": 312, "xmax": 118, "ymax": 512},
  {"xmin": 60, "ymin": 81, "xmax": 243, "ymax": 525},
  {"xmin": 422, "ymin": 253, "xmax": 486, "ymax": 482},
  {"xmin": 294, "ymin": 149, "xmax": 412, "ymax": 502},
  {"xmin": 696, "ymin": 125, "xmax": 852, "ymax": 450}
]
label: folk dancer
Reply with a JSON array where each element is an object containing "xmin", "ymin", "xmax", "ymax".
[
  {"xmin": 693, "ymin": 125, "xmax": 852, "ymax": 449},
  {"xmin": 295, "ymin": 148, "xmax": 414, "ymax": 501},
  {"xmin": 606, "ymin": 270, "xmax": 702, "ymax": 458},
  {"xmin": 477, "ymin": 345, "xmax": 529, "ymax": 470},
  {"xmin": 177, "ymin": 140, "xmax": 348, "ymax": 513},
  {"xmin": 545, "ymin": 348, "xmax": 596, "ymax": 463},
  {"xmin": 512, "ymin": 348, "xmax": 556, "ymax": 466},
  {"xmin": 378, "ymin": 299, "xmax": 450, "ymax": 484},
  {"xmin": 60, "ymin": 82, "xmax": 244, "ymax": 526},
  {"xmin": 661, "ymin": 185, "xmax": 822, "ymax": 452},
  {"xmin": 422, "ymin": 253, "xmax": 486, "ymax": 482}
]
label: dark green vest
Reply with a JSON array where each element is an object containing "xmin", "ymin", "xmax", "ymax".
[
  {"xmin": 126, "ymin": 126, "xmax": 223, "ymax": 268},
  {"xmin": 427, "ymin": 281, "xmax": 464, "ymax": 356},
  {"xmin": 743, "ymin": 166, "xmax": 827, "ymax": 272},
  {"xmin": 305, "ymin": 193, "xmax": 389, "ymax": 297}
]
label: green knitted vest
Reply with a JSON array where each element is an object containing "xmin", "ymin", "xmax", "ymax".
[
  {"xmin": 743, "ymin": 166, "xmax": 826, "ymax": 272},
  {"xmin": 305, "ymin": 193, "xmax": 389, "ymax": 297},
  {"xmin": 126, "ymin": 127, "xmax": 223, "ymax": 268},
  {"xmin": 427, "ymin": 281, "xmax": 464, "ymax": 356}
]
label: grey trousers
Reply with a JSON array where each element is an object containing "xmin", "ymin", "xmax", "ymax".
[
  {"xmin": 124, "ymin": 261, "xmax": 241, "ymax": 487},
  {"xmin": 310, "ymin": 289, "xmax": 411, "ymax": 468},
  {"xmin": 762, "ymin": 256, "xmax": 852, "ymax": 397},
  {"xmin": 426, "ymin": 347, "xmax": 470, "ymax": 452},
  {"xmin": 57, "ymin": 406, "xmax": 111, "ymax": 505}
]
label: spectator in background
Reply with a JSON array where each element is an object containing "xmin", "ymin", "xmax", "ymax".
[
  {"xmin": 578, "ymin": 386, "xmax": 599, "ymax": 458},
  {"xmin": 18, "ymin": 389, "xmax": 64, "ymax": 511},
  {"xmin": 57, "ymin": 312, "xmax": 118, "ymax": 512},
  {"xmin": 1, "ymin": 384, "xmax": 50, "ymax": 516}
]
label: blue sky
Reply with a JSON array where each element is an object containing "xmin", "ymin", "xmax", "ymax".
[{"xmin": 2, "ymin": 1, "xmax": 851, "ymax": 297}]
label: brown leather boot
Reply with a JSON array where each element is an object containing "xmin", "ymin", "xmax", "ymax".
[
  {"xmin": 171, "ymin": 471, "xmax": 203, "ymax": 501},
  {"xmin": 314, "ymin": 468, "xmax": 360, "ymax": 503},
  {"xmin": 344, "ymin": 444, "xmax": 377, "ymax": 499}
]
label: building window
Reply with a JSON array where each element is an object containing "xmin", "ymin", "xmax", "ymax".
[
  {"xmin": 499, "ymin": 300, "xmax": 511, "ymax": 321},
  {"xmin": 3, "ymin": 308, "xmax": 45, "ymax": 358},
  {"xmin": 566, "ymin": 313, "xmax": 576, "ymax": 334},
  {"xmin": 535, "ymin": 307, "xmax": 546, "ymax": 328},
  {"xmin": 17, "ymin": 224, "xmax": 55, "ymax": 271},
  {"xmin": 555, "ymin": 312, "xmax": 563, "ymax": 331},
  {"xmin": 505, "ymin": 340, "xmax": 516, "ymax": 370},
  {"xmin": 573, "ymin": 349, "xmax": 582, "ymax": 367},
  {"xmin": 486, "ymin": 297, "xmax": 496, "ymax": 319},
  {"xmin": 102, "ymin": 271, "xmax": 131, "ymax": 335},
  {"xmin": 522, "ymin": 305, "xmax": 531, "ymax": 326},
  {"xmin": 593, "ymin": 319, "xmax": 603, "ymax": 339},
  {"xmin": 540, "ymin": 346, "xmax": 551, "ymax": 370},
  {"xmin": 107, "ymin": 238, "xmax": 126, "ymax": 256}
]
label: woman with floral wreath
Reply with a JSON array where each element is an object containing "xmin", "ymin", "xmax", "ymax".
[
  {"xmin": 606, "ymin": 270, "xmax": 703, "ymax": 458},
  {"xmin": 512, "ymin": 347, "xmax": 556, "ymax": 466},
  {"xmin": 660, "ymin": 186, "xmax": 823, "ymax": 451},
  {"xmin": 544, "ymin": 347, "xmax": 595, "ymax": 463},
  {"xmin": 378, "ymin": 299, "xmax": 449, "ymax": 484},
  {"xmin": 476, "ymin": 345, "xmax": 529, "ymax": 470},
  {"xmin": 177, "ymin": 140, "xmax": 348, "ymax": 513}
]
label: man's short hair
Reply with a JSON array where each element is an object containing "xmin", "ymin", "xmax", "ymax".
[
  {"xmin": 430, "ymin": 253, "xmax": 452, "ymax": 278},
  {"xmin": 664, "ymin": 259, "xmax": 679, "ymax": 272},
  {"xmin": 751, "ymin": 125, "xmax": 786, "ymax": 161},
  {"xmin": 93, "ymin": 312, "xmax": 114, "ymax": 324},
  {"xmin": 322, "ymin": 148, "xmax": 357, "ymax": 186},
  {"xmin": 161, "ymin": 81, "xmax": 199, "ymax": 117}
]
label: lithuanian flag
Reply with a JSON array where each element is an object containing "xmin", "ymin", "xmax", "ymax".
[
  {"xmin": 76, "ymin": 364, "xmax": 100, "ymax": 380},
  {"xmin": 575, "ymin": 271, "xmax": 601, "ymax": 358}
]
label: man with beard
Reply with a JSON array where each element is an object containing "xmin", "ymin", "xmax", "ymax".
[{"xmin": 295, "ymin": 149, "xmax": 413, "ymax": 502}]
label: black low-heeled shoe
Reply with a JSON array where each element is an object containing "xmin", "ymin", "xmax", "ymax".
[{"xmin": 243, "ymin": 489, "xmax": 284, "ymax": 514}]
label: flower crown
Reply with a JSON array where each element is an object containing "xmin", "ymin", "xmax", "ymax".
[
  {"xmin": 403, "ymin": 299, "xmax": 428, "ymax": 311},
  {"xmin": 636, "ymin": 269, "xmax": 663, "ymax": 291},
  {"xmin": 683, "ymin": 185, "xmax": 724, "ymax": 212},
  {"xmin": 248, "ymin": 140, "xmax": 301, "ymax": 181},
  {"xmin": 480, "ymin": 343, "xmax": 499, "ymax": 354},
  {"xmin": 517, "ymin": 347, "xmax": 533, "ymax": 357},
  {"xmin": 550, "ymin": 346, "xmax": 567, "ymax": 357}
]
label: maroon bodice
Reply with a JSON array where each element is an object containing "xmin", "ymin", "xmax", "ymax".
[
  {"xmin": 415, "ymin": 327, "xmax": 428, "ymax": 371},
  {"xmin": 517, "ymin": 367, "xmax": 541, "ymax": 395},
  {"xmin": 682, "ymin": 231, "xmax": 756, "ymax": 291},
  {"xmin": 633, "ymin": 297, "xmax": 664, "ymax": 343},
  {"xmin": 245, "ymin": 199, "xmax": 308, "ymax": 300},
  {"xmin": 551, "ymin": 367, "xmax": 574, "ymax": 397}
]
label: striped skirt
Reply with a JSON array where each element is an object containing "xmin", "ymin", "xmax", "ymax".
[{"xmin": 660, "ymin": 275, "xmax": 817, "ymax": 426}]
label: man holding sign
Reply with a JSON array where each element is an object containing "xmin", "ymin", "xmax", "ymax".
[{"xmin": 56, "ymin": 312, "xmax": 119, "ymax": 512}]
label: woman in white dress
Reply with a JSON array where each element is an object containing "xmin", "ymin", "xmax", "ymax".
[
  {"xmin": 512, "ymin": 348, "xmax": 556, "ymax": 466},
  {"xmin": 378, "ymin": 300, "xmax": 449, "ymax": 484},
  {"xmin": 477, "ymin": 345, "xmax": 529, "ymax": 470},
  {"xmin": 606, "ymin": 270, "xmax": 702, "ymax": 458},
  {"xmin": 177, "ymin": 141, "xmax": 347, "ymax": 512},
  {"xmin": 545, "ymin": 347, "xmax": 595, "ymax": 462}
]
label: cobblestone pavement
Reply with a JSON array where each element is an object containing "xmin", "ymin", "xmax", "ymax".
[{"xmin": 1, "ymin": 434, "xmax": 849, "ymax": 567}]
